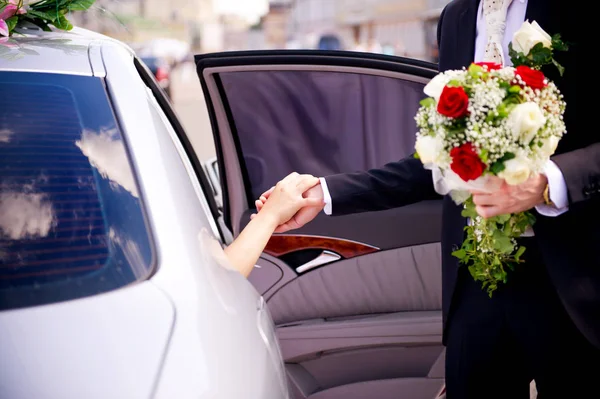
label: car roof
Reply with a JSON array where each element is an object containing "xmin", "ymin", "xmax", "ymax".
[{"xmin": 0, "ymin": 24, "xmax": 134, "ymax": 76}]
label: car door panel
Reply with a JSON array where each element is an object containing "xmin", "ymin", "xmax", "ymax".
[{"xmin": 196, "ymin": 51, "xmax": 443, "ymax": 399}]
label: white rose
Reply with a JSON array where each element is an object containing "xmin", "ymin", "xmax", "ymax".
[
  {"xmin": 540, "ymin": 135, "xmax": 560, "ymax": 157},
  {"xmin": 512, "ymin": 20, "xmax": 552, "ymax": 55},
  {"xmin": 423, "ymin": 73, "xmax": 450, "ymax": 101},
  {"xmin": 507, "ymin": 102, "xmax": 546, "ymax": 145},
  {"xmin": 498, "ymin": 156, "xmax": 532, "ymax": 186},
  {"xmin": 415, "ymin": 135, "xmax": 444, "ymax": 165}
]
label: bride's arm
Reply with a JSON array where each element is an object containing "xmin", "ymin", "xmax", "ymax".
[
  {"xmin": 223, "ymin": 173, "xmax": 323, "ymax": 277},
  {"xmin": 223, "ymin": 211, "xmax": 279, "ymax": 277}
]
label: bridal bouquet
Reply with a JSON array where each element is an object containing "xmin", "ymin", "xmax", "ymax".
[
  {"xmin": 414, "ymin": 21, "xmax": 568, "ymax": 295},
  {"xmin": 0, "ymin": 0, "xmax": 95, "ymax": 37}
]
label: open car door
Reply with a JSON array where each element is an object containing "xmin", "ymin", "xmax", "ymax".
[{"xmin": 195, "ymin": 50, "xmax": 444, "ymax": 399}]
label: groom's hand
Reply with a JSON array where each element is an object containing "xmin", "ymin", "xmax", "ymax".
[
  {"xmin": 471, "ymin": 174, "xmax": 547, "ymax": 218},
  {"xmin": 253, "ymin": 178, "xmax": 324, "ymax": 233}
]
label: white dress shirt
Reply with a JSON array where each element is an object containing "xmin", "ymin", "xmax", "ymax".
[{"xmin": 321, "ymin": 0, "xmax": 569, "ymax": 218}]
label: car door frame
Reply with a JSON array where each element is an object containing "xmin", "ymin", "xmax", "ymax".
[{"xmin": 195, "ymin": 50, "xmax": 439, "ymax": 236}]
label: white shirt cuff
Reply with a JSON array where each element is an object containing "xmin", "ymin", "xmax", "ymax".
[
  {"xmin": 319, "ymin": 177, "xmax": 333, "ymax": 215},
  {"xmin": 535, "ymin": 160, "xmax": 569, "ymax": 217}
]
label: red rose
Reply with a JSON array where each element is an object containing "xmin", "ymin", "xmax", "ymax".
[
  {"xmin": 437, "ymin": 86, "xmax": 469, "ymax": 119},
  {"xmin": 473, "ymin": 62, "xmax": 502, "ymax": 71},
  {"xmin": 515, "ymin": 65, "xmax": 547, "ymax": 90},
  {"xmin": 450, "ymin": 143, "xmax": 486, "ymax": 181}
]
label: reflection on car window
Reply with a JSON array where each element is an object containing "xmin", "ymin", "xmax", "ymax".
[
  {"xmin": 0, "ymin": 72, "xmax": 154, "ymax": 310},
  {"xmin": 219, "ymin": 71, "xmax": 426, "ymax": 199}
]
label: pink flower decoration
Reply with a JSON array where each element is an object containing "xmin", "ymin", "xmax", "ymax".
[
  {"xmin": 0, "ymin": 19, "xmax": 8, "ymax": 37},
  {"xmin": 0, "ymin": 3, "xmax": 18, "ymax": 20},
  {"xmin": 9, "ymin": 0, "xmax": 27, "ymax": 15},
  {"xmin": 0, "ymin": 1, "xmax": 26, "ymax": 37}
]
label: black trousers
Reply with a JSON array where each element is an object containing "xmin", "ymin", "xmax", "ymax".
[{"xmin": 445, "ymin": 238, "xmax": 598, "ymax": 399}]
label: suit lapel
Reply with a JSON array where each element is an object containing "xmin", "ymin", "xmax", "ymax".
[
  {"xmin": 524, "ymin": 0, "xmax": 553, "ymax": 31},
  {"xmin": 455, "ymin": 0, "xmax": 481, "ymax": 68}
]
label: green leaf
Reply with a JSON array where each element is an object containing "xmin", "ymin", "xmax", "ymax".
[
  {"xmin": 53, "ymin": 14, "xmax": 73, "ymax": 31},
  {"xmin": 5, "ymin": 16, "xmax": 18, "ymax": 32},
  {"xmin": 551, "ymin": 34, "xmax": 569, "ymax": 52},
  {"xmin": 508, "ymin": 85, "xmax": 521, "ymax": 94},
  {"xmin": 419, "ymin": 97, "xmax": 435, "ymax": 107},
  {"xmin": 489, "ymin": 152, "xmax": 516, "ymax": 175},
  {"xmin": 452, "ymin": 249, "xmax": 466, "ymax": 260},
  {"xmin": 413, "ymin": 152, "xmax": 420, "ymax": 159},
  {"xmin": 67, "ymin": 0, "xmax": 95, "ymax": 11},
  {"xmin": 479, "ymin": 149, "xmax": 489, "ymax": 163},
  {"xmin": 492, "ymin": 230, "xmax": 514, "ymax": 254},
  {"xmin": 514, "ymin": 246, "xmax": 526, "ymax": 261},
  {"xmin": 447, "ymin": 79, "xmax": 461, "ymax": 87},
  {"xmin": 26, "ymin": 9, "xmax": 59, "ymax": 22},
  {"xmin": 493, "ymin": 214, "xmax": 511, "ymax": 224},
  {"xmin": 530, "ymin": 42, "xmax": 553, "ymax": 66},
  {"xmin": 552, "ymin": 58, "xmax": 565, "ymax": 76}
]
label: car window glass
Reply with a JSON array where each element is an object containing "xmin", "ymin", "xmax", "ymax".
[
  {"xmin": 219, "ymin": 70, "xmax": 426, "ymax": 199},
  {"xmin": 0, "ymin": 72, "xmax": 154, "ymax": 310}
]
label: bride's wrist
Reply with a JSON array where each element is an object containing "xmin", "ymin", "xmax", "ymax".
[{"xmin": 253, "ymin": 209, "xmax": 280, "ymax": 230}]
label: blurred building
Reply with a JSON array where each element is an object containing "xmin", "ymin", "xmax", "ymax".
[
  {"xmin": 221, "ymin": 14, "xmax": 253, "ymax": 51},
  {"xmin": 289, "ymin": 0, "xmax": 450, "ymax": 61},
  {"xmin": 290, "ymin": 0, "xmax": 338, "ymax": 49},
  {"xmin": 69, "ymin": 0, "xmax": 221, "ymax": 51},
  {"xmin": 262, "ymin": 1, "xmax": 293, "ymax": 49}
]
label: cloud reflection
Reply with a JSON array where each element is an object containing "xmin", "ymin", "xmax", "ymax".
[
  {"xmin": 0, "ymin": 191, "xmax": 55, "ymax": 239},
  {"xmin": 75, "ymin": 128, "xmax": 139, "ymax": 198},
  {"xmin": 0, "ymin": 128, "xmax": 13, "ymax": 143},
  {"xmin": 108, "ymin": 227, "xmax": 147, "ymax": 279}
]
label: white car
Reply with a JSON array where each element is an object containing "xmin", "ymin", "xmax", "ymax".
[
  {"xmin": 0, "ymin": 26, "xmax": 288, "ymax": 399},
  {"xmin": 1, "ymin": 25, "xmax": 448, "ymax": 399}
]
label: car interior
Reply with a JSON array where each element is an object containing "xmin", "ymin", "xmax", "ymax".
[{"xmin": 192, "ymin": 51, "xmax": 445, "ymax": 399}]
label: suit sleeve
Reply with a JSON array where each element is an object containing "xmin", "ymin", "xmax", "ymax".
[
  {"xmin": 552, "ymin": 143, "xmax": 600, "ymax": 205},
  {"xmin": 323, "ymin": 156, "xmax": 440, "ymax": 216}
]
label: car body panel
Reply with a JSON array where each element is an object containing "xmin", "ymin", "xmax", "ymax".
[
  {"xmin": 195, "ymin": 50, "xmax": 444, "ymax": 399},
  {"xmin": 102, "ymin": 43, "xmax": 289, "ymax": 398},
  {"xmin": 0, "ymin": 282, "xmax": 174, "ymax": 399}
]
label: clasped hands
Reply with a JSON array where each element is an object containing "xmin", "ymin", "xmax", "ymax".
[{"xmin": 253, "ymin": 173, "xmax": 549, "ymax": 232}]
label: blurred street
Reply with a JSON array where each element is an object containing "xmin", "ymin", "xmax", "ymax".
[{"xmin": 170, "ymin": 61, "xmax": 217, "ymax": 162}]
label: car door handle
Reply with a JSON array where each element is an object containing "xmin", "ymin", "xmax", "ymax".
[{"xmin": 295, "ymin": 250, "xmax": 341, "ymax": 273}]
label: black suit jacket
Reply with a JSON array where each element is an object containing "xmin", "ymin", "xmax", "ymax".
[{"xmin": 325, "ymin": 0, "xmax": 600, "ymax": 348}]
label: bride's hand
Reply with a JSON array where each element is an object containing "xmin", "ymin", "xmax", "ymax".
[{"xmin": 255, "ymin": 173, "xmax": 323, "ymax": 227}]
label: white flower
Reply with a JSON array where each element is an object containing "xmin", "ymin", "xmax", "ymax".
[
  {"xmin": 512, "ymin": 20, "xmax": 552, "ymax": 55},
  {"xmin": 423, "ymin": 73, "xmax": 450, "ymax": 101},
  {"xmin": 498, "ymin": 156, "xmax": 532, "ymax": 185},
  {"xmin": 540, "ymin": 135, "xmax": 560, "ymax": 157},
  {"xmin": 415, "ymin": 135, "xmax": 444, "ymax": 165},
  {"xmin": 507, "ymin": 102, "xmax": 546, "ymax": 145}
]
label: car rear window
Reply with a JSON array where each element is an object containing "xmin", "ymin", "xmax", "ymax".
[{"xmin": 0, "ymin": 72, "xmax": 154, "ymax": 311}]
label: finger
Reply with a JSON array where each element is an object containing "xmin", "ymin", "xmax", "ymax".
[
  {"xmin": 295, "ymin": 176, "xmax": 320, "ymax": 193},
  {"xmin": 260, "ymin": 196, "xmax": 267, "ymax": 203},
  {"xmin": 472, "ymin": 194, "xmax": 496, "ymax": 206},
  {"xmin": 255, "ymin": 200, "xmax": 263, "ymax": 212},
  {"xmin": 261, "ymin": 186, "xmax": 275, "ymax": 199},
  {"xmin": 476, "ymin": 205, "xmax": 500, "ymax": 219},
  {"xmin": 303, "ymin": 197, "xmax": 325, "ymax": 207},
  {"xmin": 274, "ymin": 221, "xmax": 296, "ymax": 233},
  {"xmin": 250, "ymin": 213, "xmax": 256, "ymax": 219}
]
